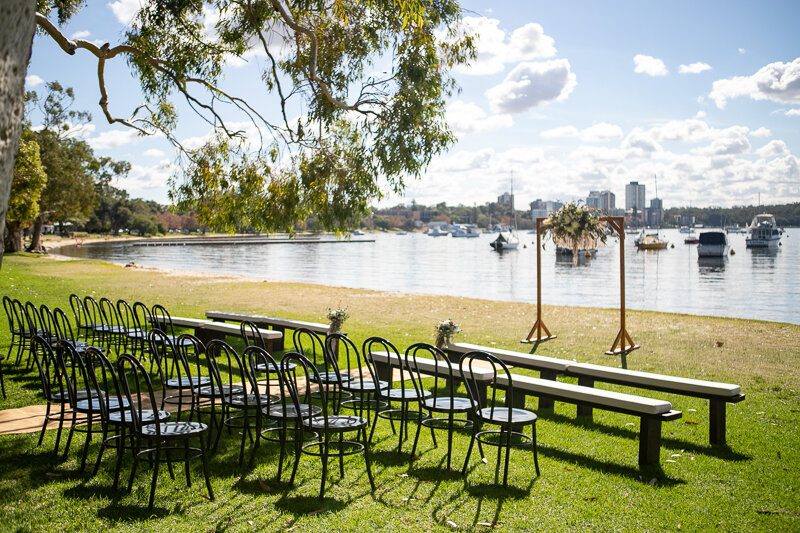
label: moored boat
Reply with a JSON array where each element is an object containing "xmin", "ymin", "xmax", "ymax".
[
  {"xmin": 745, "ymin": 214, "xmax": 781, "ymax": 248},
  {"xmin": 490, "ymin": 230, "xmax": 519, "ymax": 251},
  {"xmin": 451, "ymin": 224, "xmax": 480, "ymax": 238},
  {"xmin": 635, "ymin": 231, "xmax": 668, "ymax": 250},
  {"xmin": 697, "ymin": 231, "xmax": 729, "ymax": 257}
]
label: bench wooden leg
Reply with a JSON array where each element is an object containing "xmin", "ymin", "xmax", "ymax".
[
  {"xmin": 511, "ymin": 392, "xmax": 526, "ymax": 409},
  {"xmin": 709, "ymin": 399, "xmax": 726, "ymax": 445},
  {"xmin": 274, "ymin": 326, "xmax": 286, "ymax": 351},
  {"xmin": 537, "ymin": 370, "xmax": 556, "ymax": 410},
  {"xmin": 639, "ymin": 417, "xmax": 662, "ymax": 465},
  {"xmin": 576, "ymin": 376, "xmax": 595, "ymax": 419}
]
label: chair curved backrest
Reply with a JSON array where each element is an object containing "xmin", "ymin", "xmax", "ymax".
[
  {"xmin": 52, "ymin": 307, "xmax": 78, "ymax": 344},
  {"xmin": 131, "ymin": 302, "xmax": 152, "ymax": 335},
  {"xmin": 244, "ymin": 344, "xmax": 281, "ymax": 393},
  {"xmin": 151, "ymin": 304, "xmax": 177, "ymax": 339},
  {"xmin": 2, "ymin": 296, "xmax": 15, "ymax": 334},
  {"xmin": 292, "ymin": 328, "xmax": 328, "ymax": 372},
  {"xmin": 327, "ymin": 333, "xmax": 372, "ymax": 384},
  {"xmin": 24, "ymin": 301, "xmax": 44, "ymax": 336},
  {"xmin": 99, "ymin": 297, "xmax": 120, "ymax": 328},
  {"xmin": 30, "ymin": 334, "xmax": 66, "ymax": 403},
  {"xmin": 459, "ymin": 350, "xmax": 515, "ymax": 423},
  {"xmin": 206, "ymin": 339, "xmax": 257, "ymax": 409},
  {"xmin": 116, "ymin": 353, "xmax": 161, "ymax": 436},
  {"xmin": 176, "ymin": 333, "xmax": 207, "ymax": 381},
  {"xmin": 405, "ymin": 342, "xmax": 458, "ymax": 400},
  {"xmin": 116, "ymin": 299, "xmax": 136, "ymax": 334},
  {"xmin": 39, "ymin": 304, "xmax": 57, "ymax": 340},
  {"xmin": 147, "ymin": 328, "xmax": 186, "ymax": 388},
  {"xmin": 240, "ymin": 320, "xmax": 266, "ymax": 349},
  {"xmin": 281, "ymin": 351, "xmax": 327, "ymax": 427},
  {"xmin": 362, "ymin": 336, "xmax": 413, "ymax": 399},
  {"xmin": 69, "ymin": 294, "xmax": 89, "ymax": 335}
]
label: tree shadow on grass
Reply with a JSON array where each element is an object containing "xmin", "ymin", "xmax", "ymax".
[
  {"xmin": 464, "ymin": 481, "xmax": 531, "ymax": 500},
  {"xmin": 539, "ymin": 411, "xmax": 750, "ymax": 461},
  {"xmin": 273, "ymin": 493, "xmax": 348, "ymax": 517}
]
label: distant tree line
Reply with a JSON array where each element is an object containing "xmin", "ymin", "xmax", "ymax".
[
  {"xmin": 665, "ymin": 203, "xmax": 800, "ymax": 228},
  {"xmin": 4, "ymin": 82, "xmax": 200, "ymax": 254},
  {"xmin": 368, "ymin": 201, "xmax": 534, "ymax": 231}
]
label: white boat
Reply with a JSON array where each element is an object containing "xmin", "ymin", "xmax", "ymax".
[
  {"xmin": 635, "ymin": 230, "xmax": 668, "ymax": 250},
  {"xmin": 352, "ymin": 230, "xmax": 365, "ymax": 236},
  {"xmin": 697, "ymin": 231, "xmax": 729, "ymax": 258},
  {"xmin": 427, "ymin": 226, "xmax": 449, "ymax": 237},
  {"xmin": 451, "ymin": 224, "xmax": 480, "ymax": 238},
  {"xmin": 745, "ymin": 214, "xmax": 781, "ymax": 248},
  {"xmin": 679, "ymin": 226, "xmax": 692, "ymax": 234},
  {"xmin": 725, "ymin": 224, "xmax": 746, "ymax": 234},
  {"xmin": 490, "ymin": 230, "xmax": 519, "ymax": 251}
]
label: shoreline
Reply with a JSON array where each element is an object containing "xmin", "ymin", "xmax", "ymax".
[{"xmin": 39, "ymin": 250, "xmax": 795, "ymax": 327}]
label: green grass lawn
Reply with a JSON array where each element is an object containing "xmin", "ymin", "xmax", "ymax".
[{"xmin": 1, "ymin": 253, "xmax": 798, "ymax": 531}]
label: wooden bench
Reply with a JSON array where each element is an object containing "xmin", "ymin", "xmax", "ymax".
[
  {"xmin": 496, "ymin": 373, "xmax": 681, "ymax": 465},
  {"xmin": 566, "ymin": 363, "xmax": 744, "ymax": 445},
  {"xmin": 205, "ymin": 311, "xmax": 334, "ymax": 351},
  {"xmin": 371, "ymin": 350, "xmax": 680, "ymax": 466},
  {"xmin": 447, "ymin": 342, "xmax": 743, "ymax": 446},
  {"xmin": 446, "ymin": 342, "xmax": 573, "ymax": 409},
  {"xmin": 167, "ymin": 316, "xmax": 282, "ymax": 348}
]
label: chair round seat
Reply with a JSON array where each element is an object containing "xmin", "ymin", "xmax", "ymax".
[
  {"xmin": 75, "ymin": 396, "xmax": 130, "ymax": 413},
  {"xmin": 385, "ymin": 388, "xmax": 431, "ymax": 401},
  {"xmin": 306, "ymin": 414, "xmax": 368, "ymax": 432},
  {"xmin": 423, "ymin": 396, "xmax": 475, "ymax": 412},
  {"xmin": 477, "ymin": 407, "xmax": 537, "ymax": 425},
  {"xmin": 195, "ymin": 383, "xmax": 244, "ymax": 398},
  {"xmin": 167, "ymin": 376, "xmax": 211, "ymax": 389},
  {"xmin": 342, "ymin": 379, "xmax": 388, "ymax": 393},
  {"xmin": 109, "ymin": 409, "xmax": 170, "ymax": 424},
  {"xmin": 255, "ymin": 361, "xmax": 297, "ymax": 373},
  {"xmin": 266, "ymin": 403, "xmax": 322, "ymax": 419},
  {"xmin": 310, "ymin": 371, "xmax": 352, "ymax": 384},
  {"xmin": 140, "ymin": 421, "xmax": 208, "ymax": 438},
  {"xmin": 229, "ymin": 393, "xmax": 278, "ymax": 408}
]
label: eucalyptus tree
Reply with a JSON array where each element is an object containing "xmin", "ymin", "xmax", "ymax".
[
  {"xmin": 4, "ymin": 134, "xmax": 47, "ymax": 253},
  {"xmin": 0, "ymin": 0, "xmax": 474, "ymax": 266}
]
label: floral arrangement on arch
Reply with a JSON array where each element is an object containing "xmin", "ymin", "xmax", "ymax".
[
  {"xmin": 434, "ymin": 318, "xmax": 461, "ymax": 349},
  {"xmin": 543, "ymin": 202, "xmax": 608, "ymax": 265},
  {"xmin": 326, "ymin": 306, "xmax": 349, "ymax": 333}
]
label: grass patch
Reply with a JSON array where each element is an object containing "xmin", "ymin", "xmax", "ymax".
[{"xmin": 1, "ymin": 253, "xmax": 799, "ymax": 531}]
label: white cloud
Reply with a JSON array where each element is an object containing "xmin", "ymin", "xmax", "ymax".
[
  {"xmin": 120, "ymin": 160, "xmax": 176, "ymax": 191},
  {"xmin": 738, "ymin": 48, "xmax": 746, "ymax": 55},
  {"xmin": 679, "ymin": 62, "xmax": 711, "ymax": 74},
  {"xmin": 451, "ymin": 17, "xmax": 557, "ymax": 76},
  {"xmin": 695, "ymin": 110, "xmax": 707, "ymax": 118},
  {"xmin": 710, "ymin": 57, "xmax": 800, "ymax": 108},
  {"xmin": 757, "ymin": 140, "xmax": 788, "ymax": 158},
  {"xmin": 633, "ymin": 54, "xmax": 668, "ymax": 76},
  {"xmin": 25, "ymin": 74, "xmax": 44, "ymax": 87},
  {"xmin": 143, "ymin": 148, "xmax": 166, "ymax": 158},
  {"xmin": 541, "ymin": 122, "xmax": 622, "ymax": 142},
  {"xmin": 751, "ymin": 127, "xmax": 772, "ymax": 138},
  {"xmin": 108, "ymin": 0, "xmax": 144, "ymax": 26},
  {"xmin": 786, "ymin": 108, "xmax": 800, "ymax": 116},
  {"xmin": 88, "ymin": 128, "xmax": 140, "ymax": 149},
  {"xmin": 486, "ymin": 59, "xmax": 576, "ymax": 114},
  {"xmin": 446, "ymin": 101, "xmax": 513, "ymax": 136},
  {"xmin": 622, "ymin": 128, "xmax": 663, "ymax": 158},
  {"xmin": 70, "ymin": 30, "xmax": 91, "ymax": 39}
]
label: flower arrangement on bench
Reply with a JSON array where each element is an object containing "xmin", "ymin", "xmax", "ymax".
[
  {"xmin": 435, "ymin": 318, "xmax": 461, "ymax": 349},
  {"xmin": 326, "ymin": 306, "xmax": 349, "ymax": 334}
]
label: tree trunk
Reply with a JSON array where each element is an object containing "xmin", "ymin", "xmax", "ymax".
[
  {"xmin": 0, "ymin": 1, "xmax": 37, "ymax": 268},
  {"xmin": 3, "ymin": 219, "xmax": 22, "ymax": 253},
  {"xmin": 27, "ymin": 214, "xmax": 44, "ymax": 253}
]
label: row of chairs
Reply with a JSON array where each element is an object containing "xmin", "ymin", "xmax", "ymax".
[{"xmin": 14, "ymin": 299, "xmax": 540, "ymax": 506}]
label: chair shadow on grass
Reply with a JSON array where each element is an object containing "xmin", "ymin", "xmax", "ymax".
[{"xmin": 538, "ymin": 410, "xmax": 751, "ymax": 462}]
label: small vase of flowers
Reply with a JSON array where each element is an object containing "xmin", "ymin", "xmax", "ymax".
[
  {"xmin": 434, "ymin": 318, "xmax": 461, "ymax": 349},
  {"xmin": 326, "ymin": 307, "xmax": 349, "ymax": 334}
]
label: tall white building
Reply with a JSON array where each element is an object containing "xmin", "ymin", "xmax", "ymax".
[
  {"xmin": 530, "ymin": 199, "xmax": 563, "ymax": 222},
  {"xmin": 625, "ymin": 181, "xmax": 646, "ymax": 211}
]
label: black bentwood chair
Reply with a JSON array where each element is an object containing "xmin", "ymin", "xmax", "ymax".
[
  {"xmin": 116, "ymin": 353, "xmax": 214, "ymax": 509},
  {"xmin": 362, "ymin": 336, "xmax": 431, "ymax": 453},
  {"xmin": 30, "ymin": 335, "xmax": 73, "ymax": 454},
  {"xmin": 327, "ymin": 333, "xmax": 388, "ymax": 417},
  {"xmin": 405, "ymin": 342, "xmax": 476, "ymax": 470},
  {"xmin": 148, "ymin": 330, "xmax": 210, "ymax": 421},
  {"xmin": 293, "ymin": 328, "xmax": 352, "ymax": 404},
  {"xmin": 459, "ymin": 351, "xmax": 540, "ymax": 487},
  {"xmin": 283, "ymin": 352, "xmax": 375, "ymax": 499}
]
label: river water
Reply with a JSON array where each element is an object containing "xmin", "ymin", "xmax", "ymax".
[{"xmin": 57, "ymin": 228, "xmax": 799, "ymax": 324}]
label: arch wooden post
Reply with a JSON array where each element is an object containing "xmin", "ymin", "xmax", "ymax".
[
  {"xmin": 601, "ymin": 216, "xmax": 639, "ymax": 366},
  {"xmin": 522, "ymin": 217, "xmax": 556, "ymax": 344}
]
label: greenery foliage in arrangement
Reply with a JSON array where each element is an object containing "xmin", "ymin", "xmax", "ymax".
[
  {"xmin": 326, "ymin": 306, "xmax": 349, "ymax": 332},
  {"xmin": 434, "ymin": 318, "xmax": 461, "ymax": 348},
  {"xmin": 543, "ymin": 202, "xmax": 609, "ymax": 265}
]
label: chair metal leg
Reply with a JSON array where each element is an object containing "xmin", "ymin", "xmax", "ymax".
[
  {"xmin": 446, "ymin": 412, "xmax": 454, "ymax": 470},
  {"xmin": 532, "ymin": 422, "xmax": 540, "ymax": 477},
  {"xmin": 184, "ymin": 438, "xmax": 192, "ymax": 487},
  {"xmin": 338, "ymin": 433, "xmax": 345, "ymax": 479},
  {"xmin": 363, "ymin": 427, "xmax": 376, "ymax": 491},
  {"xmin": 148, "ymin": 447, "xmax": 161, "ymax": 509},
  {"xmin": 38, "ymin": 402, "xmax": 51, "ymax": 447},
  {"xmin": 319, "ymin": 435, "xmax": 330, "ymax": 500},
  {"xmin": 502, "ymin": 426, "xmax": 512, "ymax": 487},
  {"xmin": 200, "ymin": 432, "xmax": 214, "ymax": 501}
]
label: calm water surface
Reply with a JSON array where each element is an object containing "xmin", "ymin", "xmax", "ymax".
[{"xmin": 58, "ymin": 228, "xmax": 799, "ymax": 324}]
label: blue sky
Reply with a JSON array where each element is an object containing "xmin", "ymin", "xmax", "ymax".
[{"xmin": 26, "ymin": 0, "xmax": 800, "ymax": 210}]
